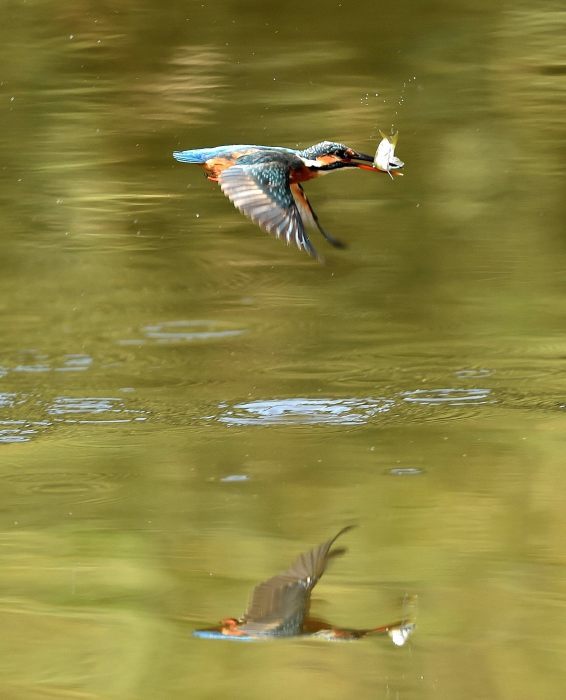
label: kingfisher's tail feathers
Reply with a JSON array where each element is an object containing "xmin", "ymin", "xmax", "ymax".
[
  {"xmin": 173, "ymin": 149, "xmax": 212, "ymax": 164},
  {"xmin": 173, "ymin": 145, "xmax": 300, "ymax": 164}
]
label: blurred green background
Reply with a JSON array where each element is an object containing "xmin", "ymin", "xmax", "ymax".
[{"xmin": 1, "ymin": 0, "xmax": 565, "ymax": 698}]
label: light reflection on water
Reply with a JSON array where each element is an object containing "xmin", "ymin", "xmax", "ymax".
[
  {"xmin": 5, "ymin": 351, "xmax": 93, "ymax": 374},
  {"xmin": 0, "ymin": 393, "xmax": 20, "ymax": 409},
  {"xmin": 215, "ymin": 388, "xmax": 494, "ymax": 426},
  {"xmin": 142, "ymin": 320, "xmax": 245, "ymax": 343},
  {"xmin": 401, "ymin": 387, "xmax": 493, "ymax": 405},
  {"xmin": 454, "ymin": 367, "xmax": 494, "ymax": 379},
  {"xmin": 47, "ymin": 396, "xmax": 148, "ymax": 423},
  {"xmin": 217, "ymin": 397, "xmax": 395, "ymax": 426},
  {"xmin": 0, "ymin": 391, "xmax": 147, "ymax": 442},
  {"xmin": 0, "ymin": 422, "xmax": 46, "ymax": 444},
  {"xmin": 116, "ymin": 320, "xmax": 247, "ymax": 345}
]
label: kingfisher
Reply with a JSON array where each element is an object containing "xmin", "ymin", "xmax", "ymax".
[
  {"xmin": 192, "ymin": 526, "xmax": 415, "ymax": 642},
  {"xmin": 173, "ymin": 140, "xmax": 403, "ymax": 260}
]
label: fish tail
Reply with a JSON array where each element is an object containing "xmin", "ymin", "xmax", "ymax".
[{"xmin": 378, "ymin": 129, "xmax": 398, "ymax": 147}]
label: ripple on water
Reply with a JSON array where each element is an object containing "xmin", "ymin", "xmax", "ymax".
[
  {"xmin": 454, "ymin": 368, "xmax": 495, "ymax": 379},
  {"xmin": 401, "ymin": 388, "xmax": 493, "ymax": 406},
  {"xmin": 47, "ymin": 396, "xmax": 148, "ymax": 424},
  {"xmin": 0, "ymin": 393, "xmax": 49, "ymax": 444},
  {"xmin": 0, "ymin": 393, "xmax": 19, "ymax": 409},
  {"xmin": 0, "ymin": 387, "xmax": 148, "ymax": 443},
  {"xmin": 387, "ymin": 467, "xmax": 424, "ymax": 476},
  {"xmin": 0, "ymin": 421, "xmax": 51, "ymax": 444},
  {"xmin": 396, "ymin": 387, "xmax": 496, "ymax": 423},
  {"xmin": 117, "ymin": 320, "xmax": 245, "ymax": 346},
  {"xmin": 3, "ymin": 469, "xmax": 121, "ymax": 504},
  {"xmin": 54, "ymin": 354, "xmax": 94, "ymax": 372},
  {"xmin": 216, "ymin": 397, "xmax": 395, "ymax": 426},
  {"xmin": 11, "ymin": 350, "xmax": 93, "ymax": 373}
]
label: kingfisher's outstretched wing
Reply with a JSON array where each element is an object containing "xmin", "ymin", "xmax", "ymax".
[
  {"xmin": 218, "ymin": 162, "xmax": 319, "ymax": 259},
  {"xmin": 238, "ymin": 526, "xmax": 353, "ymax": 635}
]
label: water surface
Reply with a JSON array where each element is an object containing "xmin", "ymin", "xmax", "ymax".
[{"xmin": 1, "ymin": 1, "xmax": 566, "ymax": 698}]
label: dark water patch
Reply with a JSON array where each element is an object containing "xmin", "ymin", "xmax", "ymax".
[
  {"xmin": 538, "ymin": 64, "xmax": 566, "ymax": 76},
  {"xmin": 216, "ymin": 397, "xmax": 395, "ymax": 426}
]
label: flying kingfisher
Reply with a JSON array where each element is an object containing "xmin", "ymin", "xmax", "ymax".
[
  {"xmin": 173, "ymin": 140, "xmax": 403, "ymax": 260},
  {"xmin": 192, "ymin": 526, "xmax": 416, "ymax": 642}
]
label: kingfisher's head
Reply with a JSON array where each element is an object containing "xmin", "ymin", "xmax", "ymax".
[{"xmin": 300, "ymin": 141, "xmax": 375, "ymax": 166}]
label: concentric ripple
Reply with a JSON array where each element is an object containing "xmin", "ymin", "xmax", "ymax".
[
  {"xmin": 217, "ymin": 397, "xmax": 394, "ymax": 426},
  {"xmin": 401, "ymin": 388, "xmax": 493, "ymax": 406},
  {"xmin": 4, "ymin": 469, "xmax": 117, "ymax": 497}
]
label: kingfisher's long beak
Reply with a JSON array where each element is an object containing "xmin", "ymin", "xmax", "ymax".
[
  {"xmin": 354, "ymin": 163, "xmax": 404, "ymax": 176},
  {"xmin": 317, "ymin": 157, "xmax": 402, "ymax": 176},
  {"xmin": 348, "ymin": 149, "xmax": 404, "ymax": 176},
  {"xmin": 348, "ymin": 150, "xmax": 375, "ymax": 164}
]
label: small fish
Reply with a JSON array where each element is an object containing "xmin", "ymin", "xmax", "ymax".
[{"xmin": 374, "ymin": 130, "xmax": 404, "ymax": 178}]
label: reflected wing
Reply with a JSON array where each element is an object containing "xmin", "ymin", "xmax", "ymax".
[
  {"xmin": 219, "ymin": 163, "xmax": 318, "ymax": 258},
  {"xmin": 240, "ymin": 526, "xmax": 353, "ymax": 634}
]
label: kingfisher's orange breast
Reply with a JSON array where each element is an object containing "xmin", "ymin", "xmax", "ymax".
[
  {"xmin": 290, "ymin": 154, "xmax": 342, "ymax": 184},
  {"xmin": 290, "ymin": 165, "xmax": 321, "ymax": 184}
]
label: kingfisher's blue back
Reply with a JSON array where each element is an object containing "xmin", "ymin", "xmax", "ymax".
[{"xmin": 172, "ymin": 144, "xmax": 299, "ymax": 163}]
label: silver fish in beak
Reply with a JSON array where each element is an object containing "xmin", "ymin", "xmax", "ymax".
[{"xmin": 374, "ymin": 130, "xmax": 404, "ymax": 178}]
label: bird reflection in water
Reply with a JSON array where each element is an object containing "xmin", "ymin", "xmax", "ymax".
[{"xmin": 193, "ymin": 527, "xmax": 416, "ymax": 643}]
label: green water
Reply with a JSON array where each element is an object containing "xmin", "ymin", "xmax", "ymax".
[{"xmin": 1, "ymin": 0, "xmax": 566, "ymax": 698}]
